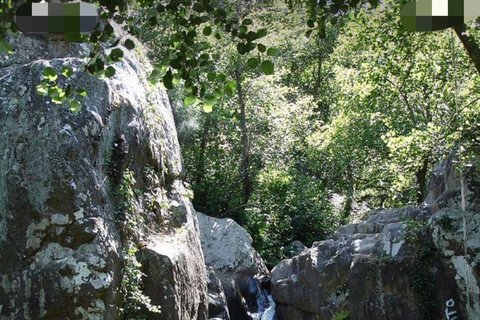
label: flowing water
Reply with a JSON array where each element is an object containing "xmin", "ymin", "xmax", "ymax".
[{"xmin": 247, "ymin": 286, "xmax": 278, "ymax": 320}]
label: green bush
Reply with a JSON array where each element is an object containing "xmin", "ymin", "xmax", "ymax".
[{"xmin": 245, "ymin": 166, "xmax": 337, "ymax": 267}]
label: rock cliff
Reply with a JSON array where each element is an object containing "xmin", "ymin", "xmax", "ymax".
[
  {"xmin": 271, "ymin": 152, "xmax": 480, "ymax": 320},
  {"xmin": 0, "ymin": 33, "xmax": 207, "ymax": 319},
  {"xmin": 196, "ymin": 212, "xmax": 271, "ymax": 320}
]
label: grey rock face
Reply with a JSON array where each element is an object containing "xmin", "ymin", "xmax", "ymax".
[
  {"xmin": 271, "ymin": 152, "xmax": 480, "ymax": 320},
  {"xmin": 283, "ymin": 240, "xmax": 306, "ymax": 259},
  {"xmin": 207, "ymin": 267, "xmax": 231, "ymax": 320},
  {"xmin": 0, "ymin": 34, "xmax": 207, "ymax": 319},
  {"xmin": 196, "ymin": 212, "xmax": 269, "ymax": 320}
]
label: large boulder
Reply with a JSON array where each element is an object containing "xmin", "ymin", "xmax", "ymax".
[
  {"xmin": 196, "ymin": 212, "xmax": 270, "ymax": 320},
  {"xmin": 206, "ymin": 267, "xmax": 231, "ymax": 320},
  {"xmin": 271, "ymin": 151, "xmax": 480, "ymax": 320},
  {"xmin": 0, "ymin": 31, "xmax": 207, "ymax": 319}
]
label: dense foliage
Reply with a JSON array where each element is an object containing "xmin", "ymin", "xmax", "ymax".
[
  {"xmin": 2, "ymin": 0, "xmax": 479, "ymax": 267},
  {"xmin": 160, "ymin": 1, "xmax": 480, "ymax": 266}
]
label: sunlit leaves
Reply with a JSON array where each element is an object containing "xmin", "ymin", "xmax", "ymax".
[
  {"xmin": 47, "ymin": 85, "xmax": 66, "ymax": 104},
  {"xmin": 61, "ymin": 66, "xmax": 73, "ymax": 78},
  {"xmin": 256, "ymin": 29, "xmax": 268, "ymax": 39},
  {"xmin": 76, "ymin": 88, "xmax": 87, "ymax": 97},
  {"xmin": 266, "ymin": 48, "xmax": 281, "ymax": 56},
  {"xmin": 42, "ymin": 67, "xmax": 58, "ymax": 82},
  {"xmin": 260, "ymin": 60, "xmax": 274, "ymax": 75},
  {"xmin": 69, "ymin": 100, "xmax": 82, "ymax": 113},
  {"xmin": 224, "ymin": 85, "xmax": 234, "ymax": 97},
  {"xmin": 147, "ymin": 69, "xmax": 162, "ymax": 85},
  {"xmin": 36, "ymin": 81, "xmax": 49, "ymax": 96},
  {"xmin": 184, "ymin": 95, "xmax": 198, "ymax": 106},
  {"xmin": 202, "ymin": 104, "xmax": 213, "ymax": 113},
  {"xmin": 36, "ymin": 64, "xmax": 89, "ymax": 112},
  {"xmin": 247, "ymin": 57, "xmax": 259, "ymax": 68}
]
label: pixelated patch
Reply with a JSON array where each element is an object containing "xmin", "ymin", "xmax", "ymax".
[
  {"xmin": 15, "ymin": 2, "xmax": 98, "ymax": 34},
  {"xmin": 401, "ymin": 0, "xmax": 480, "ymax": 31}
]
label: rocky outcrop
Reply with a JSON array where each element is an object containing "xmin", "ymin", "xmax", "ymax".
[
  {"xmin": 196, "ymin": 212, "xmax": 270, "ymax": 320},
  {"xmin": 206, "ymin": 266, "xmax": 231, "ymax": 320},
  {"xmin": 271, "ymin": 152, "xmax": 480, "ymax": 320},
  {"xmin": 0, "ymin": 32, "xmax": 207, "ymax": 319}
]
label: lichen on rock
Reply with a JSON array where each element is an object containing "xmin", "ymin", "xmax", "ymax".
[
  {"xmin": 271, "ymin": 151, "xmax": 480, "ymax": 320},
  {"xmin": 0, "ymin": 31, "xmax": 207, "ymax": 320}
]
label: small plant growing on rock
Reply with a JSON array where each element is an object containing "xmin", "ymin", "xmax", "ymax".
[
  {"xmin": 438, "ymin": 215, "xmax": 454, "ymax": 232},
  {"xmin": 118, "ymin": 169, "xmax": 161, "ymax": 319},
  {"xmin": 401, "ymin": 217, "xmax": 438, "ymax": 319},
  {"xmin": 122, "ymin": 246, "xmax": 161, "ymax": 319},
  {"xmin": 332, "ymin": 310, "xmax": 350, "ymax": 320},
  {"xmin": 401, "ymin": 218, "xmax": 429, "ymax": 243}
]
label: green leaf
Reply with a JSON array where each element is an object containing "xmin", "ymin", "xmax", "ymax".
[
  {"xmin": 36, "ymin": 81, "xmax": 49, "ymax": 96},
  {"xmin": 47, "ymin": 86, "xmax": 65, "ymax": 104},
  {"xmin": 247, "ymin": 57, "xmax": 259, "ymax": 68},
  {"xmin": 193, "ymin": 3, "xmax": 205, "ymax": 12},
  {"xmin": 258, "ymin": 43, "xmax": 266, "ymax": 53},
  {"xmin": 214, "ymin": 88, "xmax": 223, "ymax": 97},
  {"xmin": 109, "ymin": 48, "xmax": 124, "ymax": 62},
  {"xmin": 105, "ymin": 66, "xmax": 116, "ymax": 78},
  {"xmin": 65, "ymin": 85, "xmax": 72, "ymax": 97},
  {"xmin": 256, "ymin": 28, "xmax": 268, "ymax": 38},
  {"xmin": 227, "ymin": 80, "xmax": 237, "ymax": 90},
  {"xmin": 170, "ymin": 58, "xmax": 182, "ymax": 69},
  {"xmin": 203, "ymin": 26, "xmax": 212, "ymax": 36},
  {"xmin": 242, "ymin": 18, "xmax": 253, "ymax": 25},
  {"xmin": 184, "ymin": 95, "xmax": 197, "ymax": 106},
  {"xmin": 113, "ymin": 14, "xmax": 125, "ymax": 24},
  {"xmin": 207, "ymin": 72, "xmax": 216, "ymax": 81},
  {"xmin": 0, "ymin": 37, "xmax": 14, "ymax": 54},
  {"xmin": 260, "ymin": 60, "xmax": 274, "ymax": 75},
  {"xmin": 147, "ymin": 69, "xmax": 160, "ymax": 85},
  {"xmin": 247, "ymin": 31, "xmax": 258, "ymax": 42},
  {"xmin": 69, "ymin": 100, "xmax": 82, "ymax": 113},
  {"xmin": 204, "ymin": 94, "xmax": 216, "ymax": 102},
  {"xmin": 76, "ymin": 88, "xmax": 87, "ymax": 97},
  {"xmin": 42, "ymin": 67, "xmax": 58, "ymax": 82},
  {"xmin": 202, "ymin": 104, "xmax": 213, "ymax": 113},
  {"xmin": 172, "ymin": 74, "xmax": 182, "ymax": 84},
  {"xmin": 124, "ymin": 39, "xmax": 135, "ymax": 50},
  {"xmin": 267, "ymin": 48, "xmax": 281, "ymax": 56},
  {"xmin": 237, "ymin": 43, "xmax": 247, "ymax": 55},
  {"xmin": 61, "ymin": 66, "xmax": 73, "ymax": 78},
  {"xmin": 215, "ymin": 74, "xmax": 226, "ymax": 82},
  {"xmin": 224, "ymin": 85, "xmax": 234, "ymax": 97},
  {"xmin": 163, "ymin": 71, "xmax": 174, "ymax": 89}
]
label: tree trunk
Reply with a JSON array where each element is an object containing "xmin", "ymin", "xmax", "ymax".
[
  {"xmin": 454, "ymin": 23, "xmax": 480, "ymax": 75},
  {"xmin": 416, "ymin": 157, "xmax": 429, "ymax": 205},
  {"xmin": 194, "ymin": 115, "xmax": 210, "ymax": 212},
  {"xmin": 236, "ymin": 67, "xmax": 252, "ymax": 204}
]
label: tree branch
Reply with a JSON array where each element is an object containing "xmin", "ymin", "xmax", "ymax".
[{"xmin": 453, "ymin": 23, "xmax": 480, "ymax": 75}]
